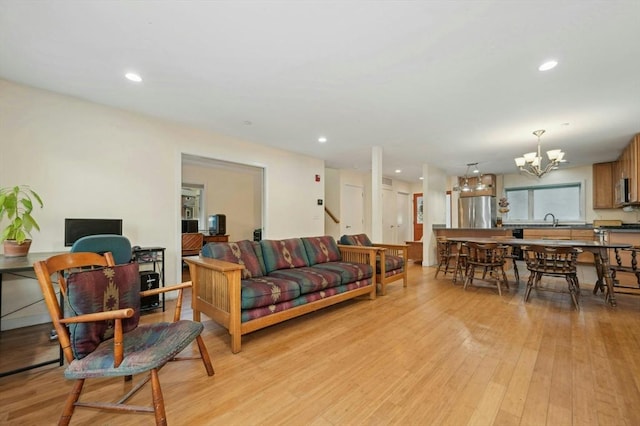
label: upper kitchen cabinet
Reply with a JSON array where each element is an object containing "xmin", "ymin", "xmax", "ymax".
[
  {"xmin": 618, "ymin": 134, "xmax": 640, "ymax": 203},
  {"xmin": 593, "ymin": 161, "xmax": 615, "ymax": 208},
  {"xmin": 458, "ymin": 174, "xmax": 496, "ymax": 198}
]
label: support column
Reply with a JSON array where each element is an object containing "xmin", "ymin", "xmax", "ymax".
[{"xmin": 371, "ymin": 146, "xmax": 383, "ymax": 242}]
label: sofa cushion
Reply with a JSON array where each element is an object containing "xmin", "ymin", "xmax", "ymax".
[
  {"xmin": 240, "ymin": 279, "xmax": 373, "ymax": 322},
  {"xmin": 65, "ymin": 263, "xmax": 140, "ymax": 360},
  {"xmin": 380, "ymin": 254, "xmax": 405, "ymax": 274},
  {"xmin": 260, "ymin": 238, "xmax": 310, "ymax": 274},
  {"xmin": 269, "ymin": 266, "xmax": 341, "ymax": 294},
  {"xmin": 241, "ymin": 276, "xmax": 300, "ymax": 309},
  {"xmin": 202, "ymin": 240, "xmax": 264, "ymax": 279},
  {"xmin": 301, "ymin": 236, "xmax": 342, "ymax": 265},
  {"xmin": 312, "ymin": 261, "xmax": 373, "ymax": 283},
  {"xmin": 339, "ymin": 234, "xmax": 373, "ymax": 247}
]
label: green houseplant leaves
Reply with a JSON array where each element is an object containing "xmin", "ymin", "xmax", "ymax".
[{"xmin": 0, "ymin": 185, "xmax": 44, "ymax": 244}]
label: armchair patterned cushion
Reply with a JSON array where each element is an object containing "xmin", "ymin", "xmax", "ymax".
[
  {"xmin": 66, "ymin": 263, "xmax": 141, "ymax": 359},
  {"xmin": 340, "ymin": 233, "xmax": 408, "ymax": 295}
]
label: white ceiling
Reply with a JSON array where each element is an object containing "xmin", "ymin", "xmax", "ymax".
[{"xmin": 2, "ymin": 1, "xmax": 639, "ymax": 181}]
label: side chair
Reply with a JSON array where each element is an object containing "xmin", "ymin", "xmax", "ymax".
[
  {"xmin": 463, "ymin": 242, "xmax": 509, "ymax": 295},
  {"xmin": 522, "ymin": 244, "xmax": 581, "ymax": 310},
  {"xmin": 33, "ymin": 251, "xmax": 214, "ymax": 425}
]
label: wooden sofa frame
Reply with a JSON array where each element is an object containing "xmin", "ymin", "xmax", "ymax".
[
  {"xmin": 184, "ymin": 244, "xmax": 378, "ymax": 353},
  {"xmin": 373, "ymin": 243, "xmax": 408, "ymax": 295}
]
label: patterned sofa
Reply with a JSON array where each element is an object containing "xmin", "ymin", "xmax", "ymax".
[
  {"xmin": 339, "ymin": 234, "xmax": 408, "ymax": 295},
  {"xmin": 184, "ymin": 236, "xmax": 378, "ymax": 353}
]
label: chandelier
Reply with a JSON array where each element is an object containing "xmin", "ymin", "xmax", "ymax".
[
  {"xmin": 453, "ymin": 162, "xmax": 485, "ymax": 192},
  {"xmin": 514, "ymin": 129, "xmax": 565, "ymax": 178}
]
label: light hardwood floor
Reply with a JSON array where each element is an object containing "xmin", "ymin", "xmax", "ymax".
[{"xmin": 1, "ymin": 262, "xmax": 640, "ymax": 425}]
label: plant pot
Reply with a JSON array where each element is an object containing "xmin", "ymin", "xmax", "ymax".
[{"xmin": 3, "ymin": 239, "xmax": 32, "ymax": 257}]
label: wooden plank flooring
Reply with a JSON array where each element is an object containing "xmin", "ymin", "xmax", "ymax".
[{"xmin": 1, "ymin": 263, "xmax": 640, "ymax": 425}]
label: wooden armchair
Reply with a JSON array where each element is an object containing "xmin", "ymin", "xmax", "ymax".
[
  {"xmin": 33, "ymin": 251, "xmax": 214, "ymax": 425},
  {"xmin": 339, "ymin": 234, "xmax": 408, "ymax": 295}
]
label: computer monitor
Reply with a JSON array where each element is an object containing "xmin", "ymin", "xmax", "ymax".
[{"xmin": 64, "ymin": 218, "xmax": 123, "ymax": 247}]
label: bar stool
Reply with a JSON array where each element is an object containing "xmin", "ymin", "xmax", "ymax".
[
  {"xmin": 522, "ymin": 245, "xmax": 581, "ymax": 310},
  {"xmin": 435, "ymin": 237, "xmax": 457, "ymax": 279},
  {"xmin": 463, "ymin": 242, "xmax": 509, "ymax": 295}
]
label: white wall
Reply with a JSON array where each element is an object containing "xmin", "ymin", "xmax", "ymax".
[
  {"xmin": 0, "ymin": 79, "xmax": 324, "ymax": 330},
  {"xmin": 182, "ymin": 162, "xmax": 262, "ymax": 241}
]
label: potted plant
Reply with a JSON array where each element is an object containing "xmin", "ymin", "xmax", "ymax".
[{"xmin": 0, "ymin": 185, "xmax": 44, "ymax": 257}]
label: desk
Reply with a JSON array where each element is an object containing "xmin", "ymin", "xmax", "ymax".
[
  {"xmin": 0, "ymin": 251, "xmax": 66, "ymax": 377},
  {"xmin": 446, "ymin": 237, "xmax": 631, "ymax": 307}
]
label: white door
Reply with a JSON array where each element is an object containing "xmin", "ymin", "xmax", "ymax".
[
  {"xmin": 341, "ymin": 184, "xmax": 364, "ymax": 235},
  {"xmin": 396, "ymin": 192, "xmax": 410, "ymax": 244},
  {"xmin": 382, "ymin": 188, "xmax": 395, "ymax": 243}
]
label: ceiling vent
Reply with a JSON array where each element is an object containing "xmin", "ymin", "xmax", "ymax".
[{"xmin": 382, "ymin": 177, "xmax": 393, "ymax": 187}]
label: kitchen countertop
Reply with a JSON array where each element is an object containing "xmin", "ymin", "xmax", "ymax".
[{"xmin": 433, "ymin": 224, "xmax": 640, "ymax": 232}]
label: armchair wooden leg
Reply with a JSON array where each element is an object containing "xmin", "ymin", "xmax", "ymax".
[
  {"xmin": 196, "ymin": 335, "xmax": 215, "ymax": 376},
  {"xmin": 150, "ymin": 369, "xmax": 167, "ymax": 426},
  {"xmin": 60, "ymin": 379, "xmax": 84, "ymax": 426}
]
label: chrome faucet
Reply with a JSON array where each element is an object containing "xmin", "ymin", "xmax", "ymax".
[{"xmin": 544, "ymin": 212, "xmax": 558, "ymax": 227}]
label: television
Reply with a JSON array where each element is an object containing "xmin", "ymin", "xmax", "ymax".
[
  {"xmin": 64, "ymin": 218, "xmax": 123, "ymax": 247},
  {"xmin": 208, "ymin": 214, "xmax": 226, "ymax": 236},
  {"xmin": 181, "ymin": 219, "xmax": 199, "ymax": 233}
]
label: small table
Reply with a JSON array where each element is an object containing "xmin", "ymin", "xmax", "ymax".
[
  {"xmin": 405, "ymin": 241, "xmax": 423, "ymax": 263},
  {"xmin": 0, "ymin": 251, "xmax": 66, "ymax": 377}
]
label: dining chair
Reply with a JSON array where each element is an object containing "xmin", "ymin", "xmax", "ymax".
[
  {"xmin": 463, "ymin": 242, "xmax": 509, "ymax": 295},
  {"xmin": 610, "ymin": 246, "xmax": 640, "ymax": 293},
  {"xmin": 33, "ymin": 251, "xmax": 214, "ymax": 425},
  {"xmin": 435, "ymin": 237, "xmax": 457, "ymax": 279},
  {"xmin": 522, "ymin": 244, "xmax": 581, "ymax": 310}
]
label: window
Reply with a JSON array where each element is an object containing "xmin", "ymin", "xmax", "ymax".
[{"xmin": 504, "ymin": 182, "xmax": 584, "ymax": 223}]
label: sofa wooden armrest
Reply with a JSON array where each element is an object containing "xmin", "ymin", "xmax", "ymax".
[{"xmin": 184, "ymin": 244, "xmax": 378, "ymax": 353}]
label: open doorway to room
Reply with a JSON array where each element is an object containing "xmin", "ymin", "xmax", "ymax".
[{"xmin": 180, "ymin": 154, "xmax": 264, "ymax": 278}]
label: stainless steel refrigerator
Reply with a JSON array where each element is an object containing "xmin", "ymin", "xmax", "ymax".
[{"xmin": 458, "ymin": 196, "xmax": 496, "ymax": 228}]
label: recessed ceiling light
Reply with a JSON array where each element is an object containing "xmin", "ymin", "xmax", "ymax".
[
  {"xmin": 419, "ymin": 177, "xmax": 424, "ymax": 180},
  {"xmin": 125, "ymin": 72, "xmax": 142, "ymax": 82},
  {"xmin": 538, "ymin": 60, "xmax": 558, "ymax": 71},
  {"xmin": 318, "ymin": 137, "xmax": 327, "ymax": 143},
  {"xmin": 395, "ymin": 169, "xmax": 402, "ymax": 174}
]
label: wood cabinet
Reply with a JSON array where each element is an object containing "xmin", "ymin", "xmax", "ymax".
[
  {"xmin": 593, "ymin": 162, "xmax": 616, "ymax": 209},
  {"xmin": 458, "ymin": 174, "xmax": 496, "ymax": 197},
  {"xmin": 617, "ymin": 134, "xmax": 640, "ymax": 203},
  {"xmin": 523, "ymin": 228, "xmax": 595, "ymax": 263},
  {"xmin": 203, "ymin": 234, "xmax": 229, "ymax": 244}
]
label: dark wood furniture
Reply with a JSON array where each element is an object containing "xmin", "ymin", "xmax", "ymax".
[
  {"xmin": 446, "ymin": 237, "xmax": 632, "ymax": 307},
  {"xmin": 462, "ymin": 241, "xmax": 509, "ymax": 296},
  {"xmin": 203, "ymin": 234, "xmax": 229, "ymax": 244},
  {"xmin": 182, "ymin": 232, "xmax": 204, "ymax": 256},
  {"xmin": 522, "ymin": 245, "xmax": 581, "ymax": 310}
]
